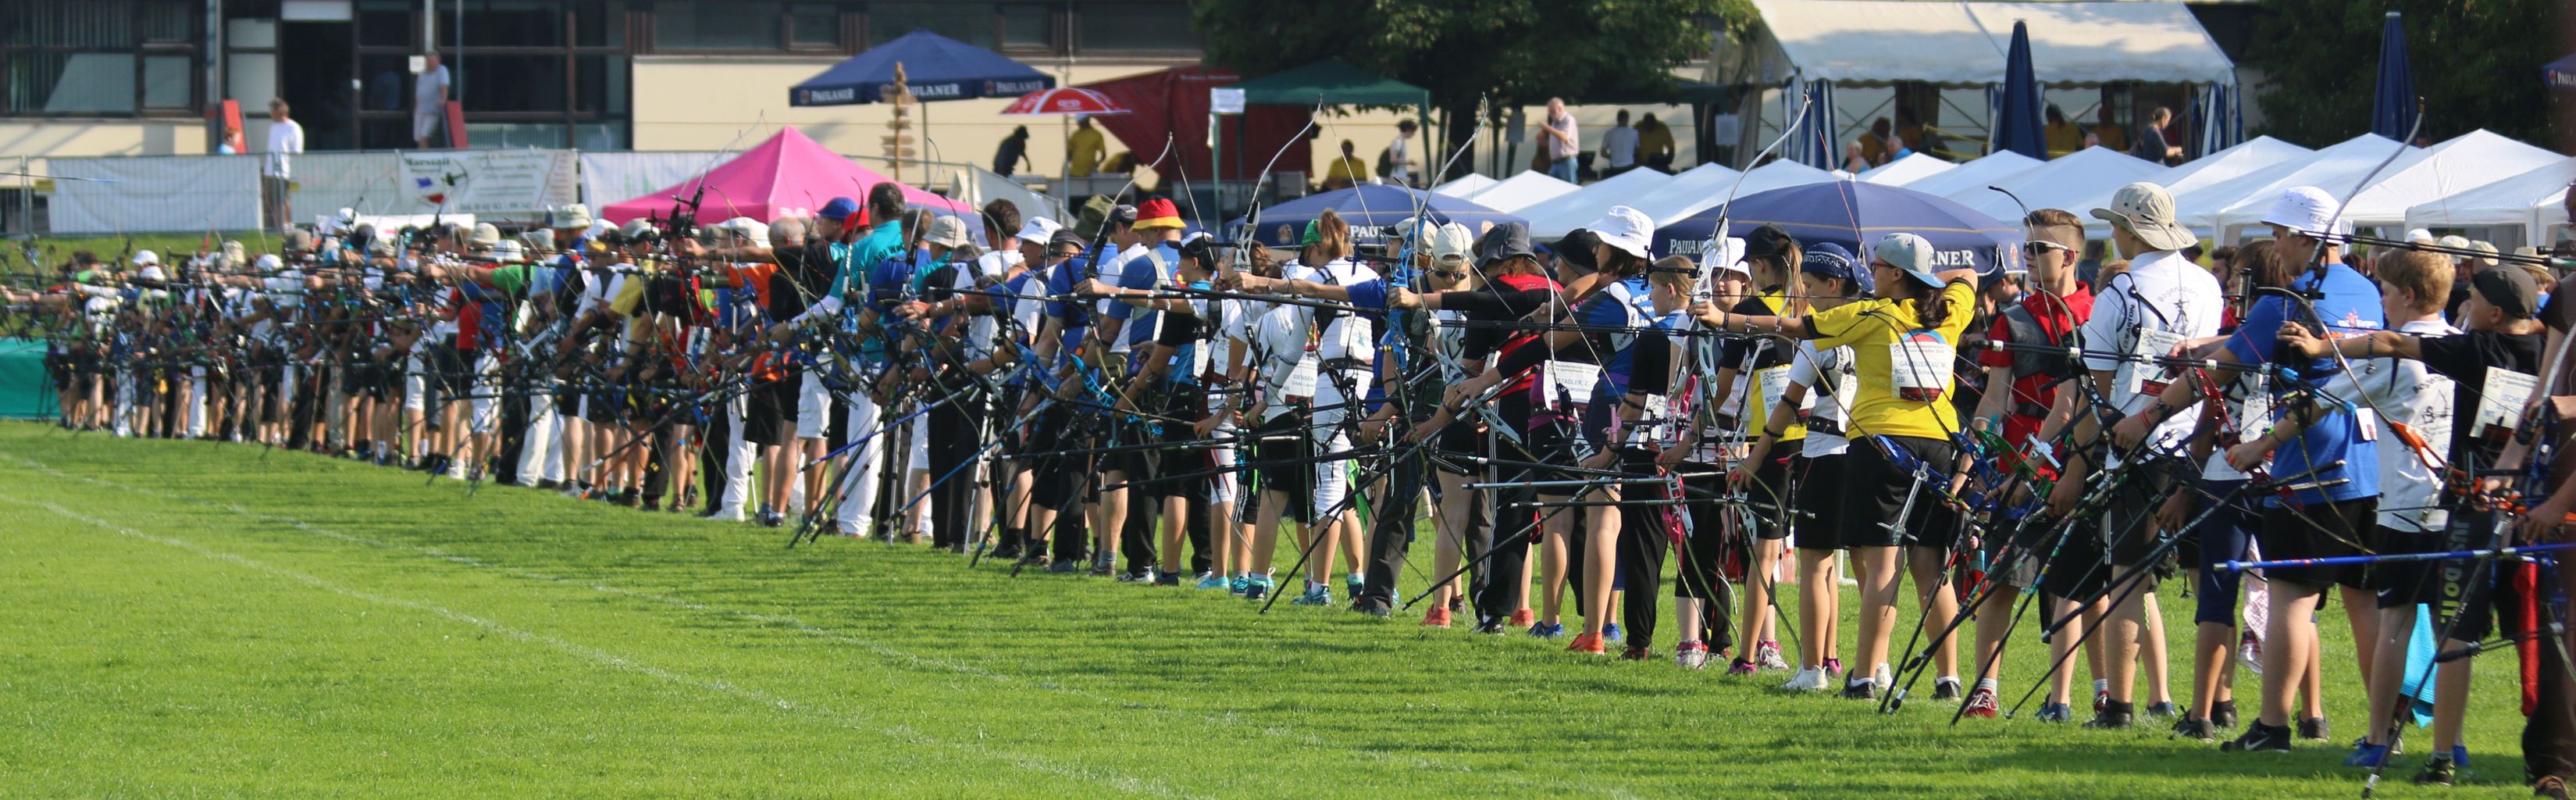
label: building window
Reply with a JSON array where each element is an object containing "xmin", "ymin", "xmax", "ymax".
[
  {"xmin": 573, "ymin": 0, "xmax": 629, "ymax": 48},
  {"xmin": 998, "ymin": 5, "xmax": 1051, "ymax": 52},
  {"xmin": 1077, "ymin": 2, "xmax": 1197, "ymax": 52},
  {"xmin": 868, "ymin": 2, "xmax": 993, "ymax": 48},
  {"xmin": 0, "ymin": 0, "xmax": 201, "ymax": 116},
  {"xmin": 787, "ymin": 3, "xmax": 839, "ymax": 49},
  {"xmin": 355, "ymin": 0, "xmax": 417, "ymax": 48},
  {"xmin": 652, "ymin": 0, "xmax": 783, "ymax": 50}
]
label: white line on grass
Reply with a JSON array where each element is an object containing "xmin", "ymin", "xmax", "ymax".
[
  {"xmin": 0, "ymin": 448, "xmax": 1648, "ymax": 800},
  {"xmin": 0, "ymin": 489, "xmax": 1187, "ymax": 798}
]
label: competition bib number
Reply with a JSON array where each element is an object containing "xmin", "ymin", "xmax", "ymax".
[
  {"xmin": 2474, "ymin": 366, "xmax": 2539, "ymax": 445},
  {"xmin": 1890, "ymin": 330, "xmax": 1954, "ymax": 402},
  {"xmin": 1755, "ymin": 366, "xmax": 1815, "ymax": 423},
  {"xmin": 1283, "ymin": 353, "xmax": 1320, "ymax": 402},
  {"xmin": 1548, "ymin": 362, "xmax": 1602, "ymax": 407},
  {"xmin": 2125, "ymin": 329, "xmax": 2186, "ymax": 400}
]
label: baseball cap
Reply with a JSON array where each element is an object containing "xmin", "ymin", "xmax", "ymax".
[
  {"xmin": 1432, "ymin": 222, "xmax": 1473, "ymax": 267},
  {"xmin": 2471, "ymin": 265, "xmax": 2540, "ymax": 319},
  {"xmin": 1742, "ymin": 223, "xmax": 1797, "ymax": 265},
  {"xmin": 551, "ymin": 202, "xmax": 595, "ymax": 230},
  {"xmin": 2468, "ymin": 240, "xmax": 2500, "ymax": 269},
  {"xmin": 720, "ymin": 216, "xmax": 768, "ymax": 248},
  {"xmin": 2257, "ymin": 186, "xmax": 2345, "ymax": 239},
  {"xmin": 818, "ymin": 196, "xmax": 861, "ymax": 225},
  {"xmin": 1179, "ymin": 232, "xmax": 1221, "ymax": 266},
  {"xmin": 1046, "ymin": 229, "xmax": 1088, "ymax": 251},
  {"xmin": 1016, "ymin": 216, "xmax": 1062, "ymax": 244},
  {"xmin": 1475, "ymin": 223, "xmax": 1536, "ymax": 268},
  {"xmin": 925, "ymin": 215, "xmax": 972, "ymax": 248},
  {"xmin": 2090, "ymin": 181, "xmax": 2197, "ymax": 252},
  {"xmin": 131, "ymin": 249, "xmax": 159, "ymax": 266},
  {"xmin": 470, "ymin": 223, "xmax": 503, "ymax": 248},
  {"xmin": 1552, "ymin": 229, "xmax": 1601, "ymax": 272},
  {"xmin": 1586, "ymin": 205, "xmax": 1653, "ymax": 260},
  {"xmin": 489, "ymin": 239, "xmax": 526, "ymax": 262},
  {"xmin": 1871, "ymin": 233, "xmax": 1945, "ymax": 289},
  {"xmin": 1133, "ymin": 198, "xmax": 1184, "ymax": 230},
  {"xmin": 1800, "ymin": 241, "xmax": 1871, "ymax": 293},
  {"xmin": 618, "ymin": 218, "xmax": 660, "ymax": 243}
]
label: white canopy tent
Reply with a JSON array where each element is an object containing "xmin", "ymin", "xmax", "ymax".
[
  {"xmin": 1859, "ymin": 152, "xmax": 1956, "ymax": 186},
  {"xmin": 2172, "ymin": 134, "xmax": 2417, "ymax": 241},
  {"xmin": 1899, "ymin": 150, "xmax": 2044, "ymax": 198},
  {"xmin": 1452, "ymin": 170, "xmax": 1581, "ymax": 213},
  {"xmin": 1951, "ymin": 146, "xmax": 2162, "ymax": 225},
  {"xmin": 1650, "ymin": 161, "xmax": 1843, "ymax": 228},
  {"xmin": 1432, "ymin": 173, "xmax": 1498, "ymax": 198},
  {"xmin": 1520, "ymin": 167, "xmax": 1673, "ymax": 238},
  {"xmin": 1715, "ymin": 1, "xmax": 2238, "ymax": 166},
  {"xmin": 1625, "ymin": 162, "xmax": 1747, "ymax": 227},
  {"xmin": 2331, "ymin": 130, "xmax": 2565, "ymax": 233},
  {"xmin": 2404, "ymin": 159, "xmax": 2576, "ymax": 248},
  {"xmin": 2145, "ymin": 135, "xmax": 2312, "ymax": 200}
]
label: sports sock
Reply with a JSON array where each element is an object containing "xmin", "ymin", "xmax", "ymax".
[{"xmin": 1976, "ymin": 677, "xmax": 1999, "ymax": 691}]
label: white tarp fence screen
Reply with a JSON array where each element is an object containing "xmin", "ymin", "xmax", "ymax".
[{"xmin": 50, "ymin": 155, "xmax": 262, "ymax": 234}]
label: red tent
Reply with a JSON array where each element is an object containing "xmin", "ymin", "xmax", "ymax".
[
  {"xmin": 600, "ymin": 126, "xmax": 973, "ymax": 225},
  {"xmin": 1078, "ymin": 66, "xmax": 1311, "ymax": 181}
]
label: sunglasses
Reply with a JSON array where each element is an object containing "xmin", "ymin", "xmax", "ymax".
[
  {"xmin": 1430, "ymin": 269, "xmax": 1465, "ymax": 280},
  {"xmin": 2022, "ymin": 240, "xmax": 2073, "ymax": 257}
]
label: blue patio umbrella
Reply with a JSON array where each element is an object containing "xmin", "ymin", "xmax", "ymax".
[
  {"xmin": 2546, "ymin": 53, "xmax": 2576, "ymax": 90},
  {"xmin": 789, "ymin": 28, "xmax": 1054, "ymax": 106},
  {"xmin": 1225, "ymin": 184, "xmax": 1526, "ymax": 248},
  {"xmin": 1992, "ymin": 20, "xmax": 2046, "ymax": 160},
  {"xmin": 2372, "ymin": 12, "xmax": 2417, "ymax": 140},
  {"xmin": 1653, "ymin": 180, "xmax": 2022, "ymax": 273}
]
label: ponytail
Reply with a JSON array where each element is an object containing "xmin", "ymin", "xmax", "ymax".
[
  {"xmin": 1316, "ymin": 209, "xmax": 1352, "ymax": 263},
  {"xmin": 1915, "ymin": 277, "xmax": 1970, "ymax": 330}
]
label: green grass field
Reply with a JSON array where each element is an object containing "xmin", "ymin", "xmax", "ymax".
[{"xmin": 0, "ymin": 420, "xmax": 2543, "ymax": 798}]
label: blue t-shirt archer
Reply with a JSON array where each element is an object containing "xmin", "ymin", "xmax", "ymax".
[{"xmin": 2224, "ymin": 262, "xmax": 2383, "ymax": 505}]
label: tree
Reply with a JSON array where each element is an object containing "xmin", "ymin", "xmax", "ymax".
[
  {"xmin": 2247, "ymin": 0, "xmax": 2560, "ymax": 150},
  {"xmin": 1188, "ymin": 0, "xmax": 1753, "ymax": 180}
]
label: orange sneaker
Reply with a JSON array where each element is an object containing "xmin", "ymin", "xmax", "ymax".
[
  {"xmin": 1508, "ymin": 609, "xmax": 1535, "ymax": 627},
  {"xmin": 1565, "ymin": 632, "xmax": 1608, "ymax": 654},
  {"xmin": 1421, "ymin": 607, "xmax": 1452, "ymax": 628}
]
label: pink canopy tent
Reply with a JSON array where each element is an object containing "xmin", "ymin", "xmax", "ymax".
[{"xmin": 600, "ymin": 126, "xmax": 974, "ymax": 227}]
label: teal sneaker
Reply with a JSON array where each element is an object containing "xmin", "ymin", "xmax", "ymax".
[
  {"xmin": 1229, "ymin": 576, "xmax": 1250, "ymax": 596},
  {"xmin": 1290, "ymin": 584, "xmax": 1334, "ymax": 605},
  {"xmin": 1243, "ymin": 577, "xmax": 1273, "ymax": 602},
  {"xmin": 1194, "ymin": 573, "xmax": 1227, "ymax": 590}
]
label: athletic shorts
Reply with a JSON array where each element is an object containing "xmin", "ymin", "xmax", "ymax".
[
  {"xmin": 1433, "ymin": 416, "xmax": 1491, "ymax": 477},
  {"xmin": 795, "ymin": 371, "xmax": 832, "ymax": 439},
  {"xmin": 2257, "ymin": 497, "xmax": 2376, "ymax": 590},
  {"xmin": 1837, "ymin": 435, "xmax": 1958, "ymax": 549},
  {"xmin": 1745, "ymin": 452, "xmax": 1791, "ymax": 541},
  {"xmin": 2191, "ymin": 480, "xmax": 2258, "ymax": 626},
  {"xmin": 743, "ymin": 373, "xmax": 795, "ymax": 448},
  {"xmin": 1793, "ymin": 453, "xmax": 1847, "ymax": 551},
  {"xmin": 1251, "ymin": 409, "xmax": 1315, "ymax": 523},
  {"xmin": 2375, "ymin": 511, "xmax": 2502, "ymax": 644}
]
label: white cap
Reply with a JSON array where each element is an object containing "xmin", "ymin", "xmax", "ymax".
[
  {"xmin": 489, "ymin": 239, "xmax": 525, "ymax": 262},
  {"xmin": 2258, "ymin": 186, "xmax": 2345, "ymax": 238},
  {"xmin": 1432, "ymin": 222, "xmax": 1473, "ymax": 266},
  {"xmin": 720, "ymin": 216, "xmax": 769, "ymax": 249},
  {"xmin": 139, "ymin": 264, "xmax": 166, "ymax": 281},
  {"xmin": 254, "ymin": 253, "xmax": 282, "ymax": 270},
  {"xmin": 131, "ymin": 249, "xmax": 159, "ymax": 266},
  {"xmin": 1017, "ymin": 216, "xmax": 1062, "ymax": 243},
  {"xmin": 2405, "ymin": 227, "xmax": 2435, "ymax": 243},
  {"xmin": 1587, "ymin": 205, "xmax": 1653, "ymax": 260},
  {"xmin": 925, "ymin": 215, "xmax": 972, "ymax": 248},
  {"xmin": 470, "ymin": 222, "xmax": 503, "ymax": 248}
]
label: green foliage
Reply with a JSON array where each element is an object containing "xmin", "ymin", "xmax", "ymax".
[
  {"xmin": 0, "ymin": 422, "xmax": 2548, "ymax": 798},
  {"xmin": 2248, "ymin": 0, "xmax": 2560, "ymax": 148}
]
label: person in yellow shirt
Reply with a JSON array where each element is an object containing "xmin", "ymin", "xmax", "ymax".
[
  {"xmin": 1636, "ymin": 112, "xmax": 1677, "ymax": 172},
  {"xmin": 1066, "ymin": 116, "xmax": 1106, "ymax": 177},
  {"xmin": 1321, "ymin": 138, "xmax": 1369, "ymax": 190},
  {"xmin": 1693, "ymin": 232, "xmax": 1979, "ymax": 702},
  {"xmin": 2043, "ymin": 105, "xmax": 2086, "ymax": 159}
]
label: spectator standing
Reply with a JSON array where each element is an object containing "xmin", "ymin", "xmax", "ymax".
[
  {"xmin": 1539, "ymin": 98, "xmax": 1578, "ymax": 182},
  {"xmin": 2090, "ymin": 105, "xmax": 2129, "ymax": 152},
  {"xmin": 2043, "ymin": 105, "xmax": 2085, "ymax": 158},
  {"xmin": 1067, "ymin": 116, "xmax": 1106, "ymax": 178},
  {"xmin": 1599, "ymin": 109, "xmax": 1639, "ymax": 177},
  {"xmin": 1636, "ymin": 113, "xmax": 1676, "ymax": 172},
  {"xmin": 2131, "ymin": 106, "xmax": 2182, "ymax": 165},
  {"xmin": 994, "ymin": 125, "xmax": 1031, "ymax": 177},
  {"xmin": 1381, "ymin": 120, "xmax": 1416, "ymax": 187},
  {"xmin": 1323, "ymin": 139, "xmax": 1369, "ymax": 191},
  {"xmin": 262, "ymin": 99, "xmax": 304, "ymax": 232},
  {"xmin": 414, "ymin": 52, "xmax": 450, "ymax": 149}
]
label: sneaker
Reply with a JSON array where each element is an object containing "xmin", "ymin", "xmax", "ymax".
[
  {"xmin": 1152, "ymin": 572, "xmax": 1182, "ymax": 587},
  {"xmin": 1289, "ymin": 585, "xmax": 1334, "ymax": 605},
  {"xmin": 2239, "ymin": 630, "xmax": 2264, "ymax": 676},
  {"xmin": 1243, "ymin": 579, "xmax": 1270, "ymax": 602},
  {"xmin": 1470, "ymin": 618, "xmax": 1506, "ymax": 635},
  {"xmin": 1448, "ymin": 598, "xmax": 1469, "ymax": 616},
  {"xmin": 1822, "ymin": 658, "xmax": 1844, "ymax": 678},
  {"xmin": 2221, "ymin": 723, "xmax": 2295, "ymax": 752},
  {"xmin": 1726, "ymin": 659, "xmax": 1755, "ymax": 677},
  {"xmin": 1509, "ymin": 609, "xmax": 1535, "ymax": 628},
  {"xmin": 1422, "ymin": 607, "xmax": 1452, "ymax": 628},
  {"xmin": 2413, "ymin": 756, "xmax": 2457, "ymax": 787},
  {"xmin": 1839, "ymin": 680, "xmax": 1877, "ymax": 701},
  {"xmin": 1528, "ymin": 621, "xmax": 1564, "ymax": 639},
  {"xmin": 2145, "ymin": 701, "xmax": 2179, "ymax": 720},
  {"xmin": 1117, "ymin": 569, "xmax": 1151, "ymax": 584},
  {"xmin": 1755, "ymin": 641, "xmax": 1790, "ymax": 672},
  {"xmin": 2035, "ymin": 702, "xmax": 2075, "ymax": 723},
  {"xmin": 1873, "ymin": 664, "xmax": 1894, "ymax": 694},
  {"xmin": 1932, "ymin": 677, "xmax": 1962, "ymax": 702},
  {"xmin": 2212, "ymin": 699, "xmax": 2240, "ymax": 729},
  {"xmin": 2342, "ymin": 742, "xmax": 2396, "ymax": 769},
  {"xmin": 2174, "ymin": 716, "xmax": 2218, "ymax": 741},
  {"xmin": 1350, "ymin": 602, "xmax": 1392, "ymax": 618},
  {"xmin": 757, "ymin": 512, "xmax": 786, "ymax": 528},
  {"xmin": 2085, "ymin": 700, "xmax": 2135, "ymax": 730},
  {"xmin": 1780, "ymin": 667, "xmax": 1828, "ymax": 691},
  {"xmin": 1676, "ymin": 641, "xmax": 1709, "ymax": 670},
  {"xmin": 1191, "ymin": 573, "xmax": 1227, "ymax": 590},
  {"xmin": 1603, "ymin": 623, "xmax": 1623, "ymax": 643},
  {"xmin": 2297, "ymin": 716, "xmax": 2331, "ymax": 741},
  {"xmin": 2535, "ymin": 776, "xmax": 2570, "ymax": 800},
  {"xmin": 1961, "ymin": 688, "xmax": 2000, "ymax": 718},
  {"xmin": 1564, "ymin": 632, "xmax": 1607, "ymax": 654},
  {"xmin": 1086, "ymin": 564, "xmax": 1116, "ymax": 578},
  {"xmin": 1345, "ymin": 573, "xmax": 1364, "ymax": 598},
  {"xmin": 2093, "ymin": 689, "xmax": 2110, "ymax": 714},
  {"xmin": 1229, "ymin": 576, "xmax": 1250, "ymax": 597},
  {"xmin": 992, "ymin": 543, "xmax": 1024, "ymax": 560},
  {"xmin": 1046, "ymin": 559, "xmax": 1083, "ymax": 574},
  {"xmin": 2452, "ymin": 745, "xmax": 2469, "ymax": 768},
  {"xmin": 1618, "ymin": 646, "xmax": 1651, "ymax": 661}
]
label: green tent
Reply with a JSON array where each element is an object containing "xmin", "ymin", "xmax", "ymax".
[
  {"xmin": 1231, "ymin": 59, "xmax": 1431, "ymax": 109},
  {"xmin": 0, "ymin": 338, "xmax": 52, "ymax": 419}
]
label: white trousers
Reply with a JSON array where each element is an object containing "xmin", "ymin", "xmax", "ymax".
[
  {"xmin": 718, "ymin": 392, "xmax": 754, "ymax": 518},
  {"xmin": 832, "ymin": 392, "xmax": 884, "ymax": 529}
]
